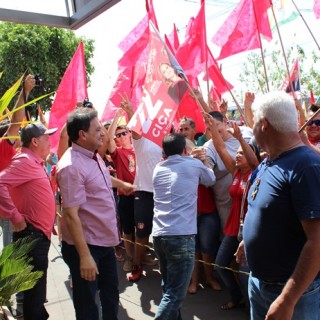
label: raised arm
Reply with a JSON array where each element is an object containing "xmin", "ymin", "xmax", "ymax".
[
  {"xmin": 57, "ymin": 123, "xmax": 69, "ymax": 160},
  {"xmin": 7, "ymin": 74, "xmax": 35, "ymax": 140},
  {"xmin": 243, "ymin": 92, "xmax": 255, "ymax": 129},
  {"xmin": 219, "ymin": 99, "xmax": 229, "ymax": 120},
  {"xmin": 119, "ymin": 94, "xmax": 141, "ymax": 140},
  {"xmin": 106, "ymin": 109, "xmax": 123, "ymax": 154},
  {"xmin": 191, "ymin": 88, "xmax": 211, "ymax": 113},
  {"xmin": 294, "ymin": 98, "xmax": 306, "ymax": 128},
  {"xmin": 228, "ymin": 121, "xmax": 259, "ymax": 170},
  {"xmin": 203, "ymin": 112, "xmax": 236, "ymax": 174}
]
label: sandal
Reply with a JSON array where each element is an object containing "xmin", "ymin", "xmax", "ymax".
[
  {"xmin": 188, "ymin": 282, "xmax": 198, "ymax": 294},
  {"xmin": 115, "ymin": 253, "xmax": 124, "ymax": 262},
  {"xmin": 220, "ymin": 301, "xmax": 245, "ymax": 310},
  {"xmin": 114, "ymin": 250, "xmax": 124, "ymax": 262},
  {"xmin": 206, "ymin": 279, "xmax": 222, "ymax": 291}
]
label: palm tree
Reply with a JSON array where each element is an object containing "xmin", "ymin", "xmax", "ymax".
[{"xmin": 0, "ymin": 237, "xmax": 43, "ymax": 318}]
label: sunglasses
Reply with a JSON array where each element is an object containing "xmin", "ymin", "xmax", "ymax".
[
  {"xmin": 306, "ymin": 119, "xmax": 320, "ymax": 127},
  {"xmin": 115, "ymin": 131, "xmax": 129, "ymax": 138}
]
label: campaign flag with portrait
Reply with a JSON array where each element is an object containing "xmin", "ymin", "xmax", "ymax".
[{"xmin": 127, "ymin": 21, "xmax": 188, "ymax": 146}]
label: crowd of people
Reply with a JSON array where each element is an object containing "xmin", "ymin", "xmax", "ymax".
[{"xmin": 0, "ymin": 76, "xmax": 320, "ymax": 320}]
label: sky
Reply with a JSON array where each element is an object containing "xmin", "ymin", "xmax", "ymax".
[{"xmin": 2, "ymin": 0, "xmax": 319, "ymax": 116}]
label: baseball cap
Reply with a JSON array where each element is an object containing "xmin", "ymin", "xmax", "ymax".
[{"xmin": 20, "ymin": 123, "xmax": 57, "ymax": 145}]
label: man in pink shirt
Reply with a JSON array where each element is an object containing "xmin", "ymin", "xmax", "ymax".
[
  {"xmin": 0, "ymin": 122, "xmax": 58, "ymax": 320},
  {"xmin": 56, "ymin": 107, "xmax": 134, "ymax": 320},
  {"xmin": 0, "ymin": 75, "xmax": 35, "ymax": 251}
]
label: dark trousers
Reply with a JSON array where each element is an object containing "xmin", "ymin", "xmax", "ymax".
[
  {"xmin": 12, "ymin": 224, "xmax": 50, "ymax": 320},
  {"xmin": 61, "ymin": 242, "xmax": 119, "ymax": 320}
]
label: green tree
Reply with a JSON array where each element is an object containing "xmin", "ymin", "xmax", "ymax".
[
  {"xmin": 0, "ymin": 23, "xmax": 95, "ymax": 111},
  {"xmin": 0, "ymin": 237, "xmax": 43, "ymax": 308},
  {"xmin": 238, "ymin": 44, "xmax": 320, "ymax": 99}
]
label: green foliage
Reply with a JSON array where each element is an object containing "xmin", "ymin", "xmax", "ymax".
[
  {"xmin": 0, "ymin": 73, "xmax": 53, "ymax": 125},
  {"xmin": 0, "ymin": 237, "xmax": 43, "ymax": 307},
  {"xmin": 0, "ymin": 23, "xmax": 95, "ymax": 111},
  {"xmin": 238, "ymin": 44, "xmax": 320, "ymax": 99}
]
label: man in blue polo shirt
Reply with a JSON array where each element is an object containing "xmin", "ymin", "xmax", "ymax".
[
  {"xmin": 152, "ymin": 133, "xmax": 216, "ymax": 319},
  {"xmin": 236, "ymin": 91, "xmax": 320, "ymax": 320}
]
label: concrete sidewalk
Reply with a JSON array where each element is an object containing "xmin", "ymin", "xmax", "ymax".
[{"xmin": 40, "ymin": 235, "xmax": 249, "ymax": 319}]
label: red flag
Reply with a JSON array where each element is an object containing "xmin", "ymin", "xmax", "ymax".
[
  {"xmin": 176, "ymin": 92, "xmax": 206, "ymax": 133},
  {"xmin": 204, "ymin": 47, "xmax": 233, "ymax": 94},
  {"xmin": 118, "ymin": 1, "xmax": 159, "ymax": 68},
  {"xmin": 117, "ymin": 16, "xmax": 150, "ymax": 68},
  {"xmin": 310, "ymin": 90, "xmax": 316, "ymax": 104},
  {"xmin": 118, "ymin": 15, "xmax": 148, "ymax": 53},
  {"xmin": 100, "ymin": 66, "xmax": 145, "ymax": 122},
  {"xmin": 314, "ymin": 0, "xmax": 320, "ymax": 18},
  {"xmin": 167, "ymin": 23, "xmax": 180, "ymax": 53},
  {"xmin": 48, "ymin": 42, "xmax": 87, "ymax": 152},
  {"xmin": 146, "ymin": 0, "xmax": 159, "ymax": 30},
  {"xmin": 176, "ymin": 0, "xmax": 207, "ymax": 77},
  {"xmin": 175, "ymin": 75, "xmax": 206, "ymax": 133},
  {"xmin": 101, "ymin": 67, "xmax": 133, "ymax": 122},
  {"xmin": 280, "ymin": 58, "xmax": 300, "ymax": 93},
  {"xmin": 212, "ymin": 0, "xmax": 272, "ymax": 60},
  {"xmin": 127, "ymin": 22, "xmax": 188, "ymax": 146},
  {"xmin": 210, "ymin": 86, "xmax": 222, "ymax": 106}
]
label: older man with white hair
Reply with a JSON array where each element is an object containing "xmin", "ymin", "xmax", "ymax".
[{"xmin": 236, "ymin": 91, "xmax": 320, "ymax": 320}]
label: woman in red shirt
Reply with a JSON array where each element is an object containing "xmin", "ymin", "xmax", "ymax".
[{"xmin": 204, "ymin": 115, "xmax": 260, "ymax": 310}]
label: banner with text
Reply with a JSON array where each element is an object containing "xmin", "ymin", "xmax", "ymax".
[{"xmin": 127, "ymin": 22, "xmax": 188, "ymax": 146}]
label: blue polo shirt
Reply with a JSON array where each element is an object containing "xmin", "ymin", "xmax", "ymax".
[
  {"xmin": 152, "ymin": 155, "xmax": 216, "ymax": 237},
  {"xmin": 243, "ymin": 146, "xmax": 320, "ymax": 281}
]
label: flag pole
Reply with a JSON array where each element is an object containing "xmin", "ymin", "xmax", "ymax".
[
  {"xmin": 252, "ymin": 2, "xmax": 270, "ymax": 92},
  {"xmin": 202, "ymin": 0, "xmax": 210, "ymax": 101},
  {"xmin": 269, "ymin": 0, "xmax": 294, "ymax": 93},
  {"xmin": 291, "ymin": 0, "xmax": 320, "ymax": 51},
  {"xmin": 182, "ymin": 78, "xmax": 209, "ymax": 113}
]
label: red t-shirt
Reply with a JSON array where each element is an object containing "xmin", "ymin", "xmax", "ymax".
[
  {"xmin": 309, "ymin": 138, "xmax": 320, "ymax": 149},
  {"xmin": 111, "ymin": 147, "xmax": 135, "ymax": 195},
  {"xmin": 224, "ymin": 170, "xmax": 251, "ymax": 236},
  {"xmin": 0, "ymin": 139, "xmax": 16, "ymax": 172},
  {"xmin": 197, "ymin": 184, "xmax": 217, "ymax": 214}
]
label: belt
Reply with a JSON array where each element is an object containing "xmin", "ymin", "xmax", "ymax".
[{"xmin": 260, "ymin": 279, "xmax": 286, "ymax": 286}]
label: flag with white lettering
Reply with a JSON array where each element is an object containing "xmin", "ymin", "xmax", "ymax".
[{"xmin": 127, "ymin": 22, "xmax": 188, "ymax": 146}]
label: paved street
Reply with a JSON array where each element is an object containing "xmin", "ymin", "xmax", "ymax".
[{"xmin": 41, "ymin": 235, "xmax": 250, "ymax": 320}]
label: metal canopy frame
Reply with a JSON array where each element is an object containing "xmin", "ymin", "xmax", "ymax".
[{"xmin": 0, "ymin": 0, "xmax": 121, "ymax": 30}]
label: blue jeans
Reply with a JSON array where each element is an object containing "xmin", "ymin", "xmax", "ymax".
[
  {"xmin": 196, "ymin": 213, "xmax": 220, "ymax": 255},
  {"xmin": 215, "ymin": 235, "xmax": 244, "ymax": 304},
  {"xmin": 13, "ymin": 224, "xmax": 50, "ymax": 320},
  {"xmin": 0, "ymin": 218, "xmax": 12, "ymax": 247},
  {"xmin": 153, "ymin": 235, "xmax": 195, "ymax": 320},
  {"xmin": 62, "ymin": 242, "xmax": 119, "ymax": 320},
  {"xmin": 249, "ymin": 274, "xmax": 320, "ymax": 320}
]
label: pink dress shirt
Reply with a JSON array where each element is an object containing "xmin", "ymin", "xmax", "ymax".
[
  {"xmin": 0, "ymin": 147, "xmax": 56, "ymax": 239},
  {"xmin": 56, "ymin": 143, "xmax": 119, "ymax": 247}
]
